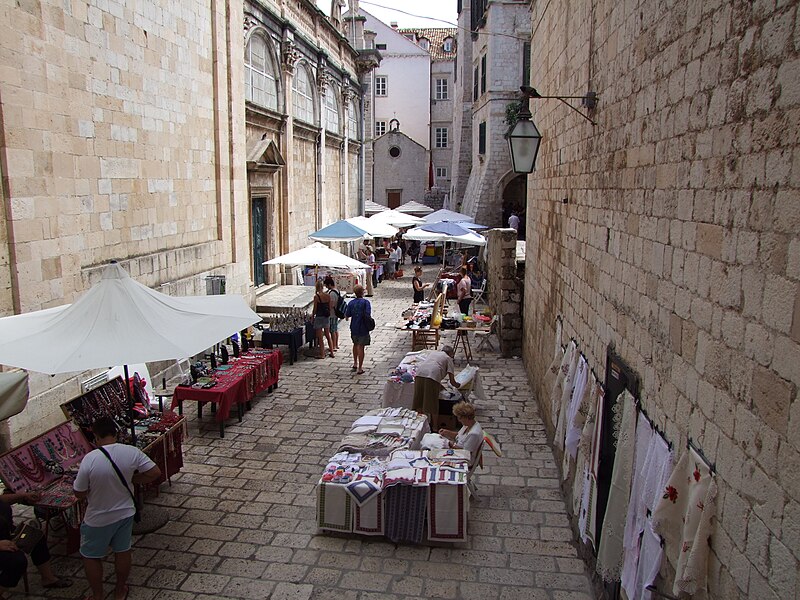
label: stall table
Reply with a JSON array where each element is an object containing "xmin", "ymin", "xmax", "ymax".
[
  {"xmin": 172, "ymin": 349, "xmax": 282, "ymax": 437},
  {"xmin": 260, "ymin": 327, "xmax": 303, "ymax": 364}
]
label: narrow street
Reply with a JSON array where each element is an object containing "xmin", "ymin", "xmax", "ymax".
[{"xmin": 10, "ymin": 271, "xmax": 593, "ymax": 600}]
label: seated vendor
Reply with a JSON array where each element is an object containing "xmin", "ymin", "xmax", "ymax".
[
  {"xmin": 438, "ymin": 401, "xmax": 484, "ymax": 466},
  {"xmin": 0, "ymin": 492, "xmax": 73, "ymax": 595},
  {"xmin": 412, "ymin": 345, "xmax": 460, "ymax": 430}
]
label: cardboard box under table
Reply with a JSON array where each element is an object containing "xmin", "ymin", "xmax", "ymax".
[{"xmin": 171, "ymin": 349, "xmax": 282, "ymax": 437}]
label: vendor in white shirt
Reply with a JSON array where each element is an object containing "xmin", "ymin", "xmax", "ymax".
[{"xmin": 438, "ymin": 401, "xmax": 483, "ymax": 466}]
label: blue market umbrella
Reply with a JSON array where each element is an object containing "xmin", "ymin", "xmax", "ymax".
[
  {"xmin": 403, "ymin": 221, "xmax": 486, "ymax": 246},
  {"xmin": 309, "ymin": 220, "xmax": 369, "ymax": 242}
]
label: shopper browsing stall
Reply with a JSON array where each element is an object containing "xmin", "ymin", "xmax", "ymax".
[
  {"xmin": 412, "ymin": 345, "xmax": 461, "ymax": 430},
  {"xmin": 73, "ymin": 417, "xmax": 161, "ymax": 600},
  {"xmin": 412, "ymin": 267, "xmax": 429, "ymax": 303},
  {"xmin": 456, "ymin": 267, "xmax": 473, "ymax": 315},
  {"xmin": 324, "ymin": 276, "xmax": 342, "ymax": 352},
  {"xmin": 344, "ymin": 284, "xmax": 371, "ymax": 375},
  {"xmin": 312, "ymin": 279, "xmax": 335, "ymax": 359}
]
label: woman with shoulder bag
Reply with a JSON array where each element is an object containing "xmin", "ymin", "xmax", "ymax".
[
  {"xmin": 311, "ymin": 280, "xmax": 335, "ymax": 359},
  {"xmin": 344, "ymin": 284, "xmax": 372, "ymax": 374},
  {"xmin": 324, "ymin": 276, "xmax": 342, "ymax": 352}
]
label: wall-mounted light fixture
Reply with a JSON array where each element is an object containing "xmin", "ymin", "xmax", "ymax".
[{"xmin": 507, "ymin": 86, "xmax": 598, "ymax": 174}]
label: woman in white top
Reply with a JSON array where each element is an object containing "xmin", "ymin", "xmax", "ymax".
[{"xmin": 438, "ymin": 401, "xmax": 483, "ymax": 466}]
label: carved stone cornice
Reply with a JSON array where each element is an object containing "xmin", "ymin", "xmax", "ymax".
[
  {"xmin": 244, "ymin": 15, "xmax": 257, "ymax": 34},
  {"xmin": 282, "ymin": 40, "xmax": 300, "ymax": 74},
  {"xmin": 317, "ymin": 68, "xmax": 333, "ymax": 93},
  {"xmin": 341, "ymin": 87, "xmax": 355, "ymax": 103}
]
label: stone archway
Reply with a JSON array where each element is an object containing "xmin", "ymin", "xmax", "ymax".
[{"xmin": 500, "ymin": 173, "xmax": 527, "ymax": 240}]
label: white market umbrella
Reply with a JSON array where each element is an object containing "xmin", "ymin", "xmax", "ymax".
[
  {"xmin": 264, "ymin": 242, "xmax": 369, "ymax": 269},
  {"xmin": 364, "ymin": 200, "xmax": 388, "ymax": 214},
  {"xmin": 346, "ymin": 216, "xmax": 399, "ymax": 239},
  {"xmin": 424, "ymin": 208, "xmax": 475, "ymax": 224},
  {"xmin": 396, "ymin": 200, "xmax": 434, "ymax": 215},
  {"xmin": 0, "ymin": 261, "xmax": 262, "ymax": 443},
  {"xmin": 309, "ymin": 220, "xmax": 369, "ymax": 242},
  {"xmin": 368, "ymin": 209, "xmax": 424, "ymax": 228},
  {"xmin": 0, "ymin": 262, "xmax": 261, "ymax": 375},
  {"xmin": 403, "ymin": 221, "xmax": 487, "ymax": 246}
]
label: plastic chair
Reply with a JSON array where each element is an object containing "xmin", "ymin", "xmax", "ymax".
[
  {"xmin": 467, "ymin": 439, "xmax": 485, "ymax": 498},
  {"xmin": 474, "ymin": 315, "xmax": 499, "ymax": 352}
]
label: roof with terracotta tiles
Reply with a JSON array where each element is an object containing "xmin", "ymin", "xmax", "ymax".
[{"xmin": 397, "ymin": 27, "xmax": 457, "ymax": 61}]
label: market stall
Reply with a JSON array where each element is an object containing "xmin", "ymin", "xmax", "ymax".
[
  {"xmin": 316, "ymin": 408, "xmax": 472, "ymax": 543},
  {"xmin": 171, "ymin": 349, "xmax": 281, "ymax": 437}
]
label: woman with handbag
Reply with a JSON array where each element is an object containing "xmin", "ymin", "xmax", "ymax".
[
  {"xmin": 311, "ymin": 279, "xmax": 335, "ymax": 359},
  {"xmin": 344, "ymin": 284, "xmax": 373, "ymax": 374},
  {"xmin": 0, "ymin": 492, "xmax": 73, "ymax": 593}
]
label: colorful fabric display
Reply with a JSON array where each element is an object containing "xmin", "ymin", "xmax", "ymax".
[
  {"xmin": 652, "ymin": 447, "xmax": 717, "ymax": 597},
  {"xmin": 428, "ymin": 483, "xmax": 468, "ymax": 542},
  {"xmin": 316, "ymin": 482, "xmax": 352, "ymax": 532},
  {"xmin": 345, "ymin": 475, "xmax": 382, "ymax": 506},
  {"xmin": 596, "ymin": 390, "xmax": 637, "ymax": 582},
  {"xmin": 384, "ymin": 484, "xmax": 428, "ymax": 544}
]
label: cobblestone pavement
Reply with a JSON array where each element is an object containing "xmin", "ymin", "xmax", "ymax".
[{"xmin": 8, "ymin": 270, "xmax": 594, "ymax": 600}]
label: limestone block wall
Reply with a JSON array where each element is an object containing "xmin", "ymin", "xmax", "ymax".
[
  {"xmin": 523, "ymin": 1, "xmax": 800, "ymax": 598},
  {"xmin": 0, "ymin": 0, "xmax": 248, "ymax": 444},
  {"xmin": 459, "ymin": 0, "xmax": 530, "ymax": 224},
  {"xmin": 322, "ymin": 141, "xmax": 343, "ymax": 224},
  {"xmin": 486, "ymin": 228, "xmax": 523, "ymax": 357},
  {"xmin": 448, "ymin": 5, "xmax": 473, "ymax": 208},
  {"xmin": 289, "ymin": 132, "xmax": 319, "ymax": 248}
]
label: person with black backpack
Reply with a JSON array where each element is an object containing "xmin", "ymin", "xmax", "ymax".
[{"xmin": 324, "ymin": 276, "xmax": 346, "ymax": 352}]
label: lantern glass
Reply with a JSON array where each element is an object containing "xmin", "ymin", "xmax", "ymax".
[{"xmin": 507, "ymin": 118, "xmax": 542, "ymax": 174}]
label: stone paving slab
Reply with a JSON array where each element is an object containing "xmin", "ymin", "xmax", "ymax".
[{"xmin": 6, "ymin": 271, "xmax": 594, "ymax": 600}]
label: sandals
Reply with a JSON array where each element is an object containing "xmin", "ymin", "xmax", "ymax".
[
  {"xmin": 350, "ymin": 366, "xmax": 357, "ymax": 371},
  {"xmin": 43, "ymin": 577, "xmax": 73, "ymax": 589},
  {"xmin": 356, "ymin": 370, "xmax": 365, "ymax": 375}
]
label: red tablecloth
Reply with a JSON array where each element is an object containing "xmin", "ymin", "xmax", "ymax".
[{"xmin": 171, "ymin": 350, "xmax": 282, "ymax": 422}]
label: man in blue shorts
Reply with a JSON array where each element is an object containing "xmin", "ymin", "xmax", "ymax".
[{"xmin": 74, "ymin": 417, "xmax": 161, "ymax": 600}]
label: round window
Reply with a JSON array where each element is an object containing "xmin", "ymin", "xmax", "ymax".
[{"xmin": 389, "ymin": 146, "xmax": 401, "ymax": 158}]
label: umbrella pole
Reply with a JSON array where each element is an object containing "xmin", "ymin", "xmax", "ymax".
[{"xmin": 124, "ymin": 364, "xmax": 136, "ymax": 444}]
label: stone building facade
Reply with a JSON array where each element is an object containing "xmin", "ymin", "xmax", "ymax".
[
  {"xmin": 452, "ymin": 0, "xmax": 532, "ymax": 228},
  {"xmin": 523, "ymin": 1, "xmax": 800, "ymax": 598},
  {"xmin": 0, "ymin": 0, "xmax": 371, "ymax": 444},
  {"xmin": 372, "ymin": 128, "xmax": 427, "ymax": 207}
]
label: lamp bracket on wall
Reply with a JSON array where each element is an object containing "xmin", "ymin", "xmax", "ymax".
[{"xmin": 521, "ymin": 86, "xmax": 598, "ymax": 125}]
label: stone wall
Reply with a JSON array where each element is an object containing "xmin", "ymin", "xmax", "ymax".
[
  {"xmin": 523, "ymin": 1, "xmax": 800, "ymax": 598},
  {"xmin": 447, "ymin": 4, "xmax": 473, "ymax": 209},
  {"xmin": 372, "ymin": 130, "xmax": 427, "ymax": 205},
  {"xmin": 458, "ymin": 0, "xmax": 531, "ymax": 225},
  {"xmin": 486, "ymin": 228, "xmax": 522, "ymax": 357}
]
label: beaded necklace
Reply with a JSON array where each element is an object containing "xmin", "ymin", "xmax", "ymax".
[
  {"xmin": 30, "ymin": 442, "xmax": 65, "ymax": 475},
  {"xmin": 9, "ymin": 450, "xmax": 46, "ymax": 483}
]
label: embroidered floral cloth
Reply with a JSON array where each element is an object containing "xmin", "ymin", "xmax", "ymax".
[
  {"xmin": 652, "ymin": 447, "xmax": 717, "ymax": 597},
  {"xmin": 596, "ymin": 390, "xmax": 636, "ymax": 582}
]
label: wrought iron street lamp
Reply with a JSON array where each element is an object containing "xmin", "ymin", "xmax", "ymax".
[{"xmin": 507, "ymin": 86, "xmax": 598, "ymax": 174}]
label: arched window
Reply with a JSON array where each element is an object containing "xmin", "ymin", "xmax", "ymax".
[
  {"xmin": 244, "ymin": 33, "xmax": 278, "ymax": 111},
  {"xmin": 324, "ymin": 86, "xmax": 341, "ymax": 134},
  {"xmin": 347, "ymin": 98, "xmax": 360, "ymax": 141},
  {"xmin": 443, "ymin": 37, "xmax": 454, "ymax": 53},
  {"xmin": 292, "ymin": 65, "xmax": 315, "ymax": 124},
  {"xmin": 418, "ymin": 37, "xmax": 430, "ymax": 51}
]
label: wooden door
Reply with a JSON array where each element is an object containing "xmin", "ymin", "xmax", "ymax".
[{"xmin": 387, "ymin": 189, "xmax": 402, "ymax": 208}]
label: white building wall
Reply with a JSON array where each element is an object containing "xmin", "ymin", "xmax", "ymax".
[{"xmin": 361, "ymin": 12, "xmax": 431, "ymax": 149}]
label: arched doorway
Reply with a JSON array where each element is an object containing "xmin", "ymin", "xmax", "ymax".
[{"xmin": 501, "ymin": 174, "xmax": 526, "ymax": 240}]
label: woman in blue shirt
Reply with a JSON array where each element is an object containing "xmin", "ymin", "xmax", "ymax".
[{"xmin": 344, "ymin": 284, "xmax": 371, "ymax": 374}]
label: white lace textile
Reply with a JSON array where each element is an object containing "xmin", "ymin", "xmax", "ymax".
[
  {"xmin": 564, "ymin": 358, "xmax": 591, "ymax": 460},
  {"xmin": 652, "ymin": 447, "xmax": 717, "ymax": 597},
  {"xmin": 554, "ymin": 346, "xmax": 580, "ymax": 450},
  {"xmin": 550, "ymin": 341, "xmax": 576, "ymax": 424},
  {"xmin": 596, "ymin": 389, "xmax": 636, "ymax": 582},
  {"xmin": 578, "ymin": 384, "xmax": 604, "ymax": 548}
]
